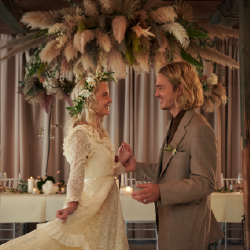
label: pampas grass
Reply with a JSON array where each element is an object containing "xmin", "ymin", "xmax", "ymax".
[
  {"xmin": 158, "ymin": 35, "xmax": 169, "ymax": 53},
  {"xmin": 40, "ymin": 40, "xmax": 63, "ymax": 64},
  {"xmin": 108, "ymin": 50, "xmax": 127, "ymax": 79},
  {"xmin": 134, "ymin": 51, "xmax": 150, "ymax": 73},
  {"xmin": 64, "ymin": 42, "xmax": 78, "ymax": 62},
  {"xmin": 140, "ymin": 36, "xmax": 151, "ymax": 52},
  {"xmin": 62, "ymin": 57, "xmax": 70, "ymax": 75},
  {"xmin": 202, "ymin": 98, "xmax": 215, "ymax": 113},
  {"xmin": 201, "ymin": 25, "xmax": 239, "ymax": 40},
  {"xmin": 0, "ymin": 33, "xmax": 36, "ymax": 50},
  {"xmin": 83, "ymin": 0, "xmax": 99, "ymax": 17},
  {"xmin": 73, "ymin": 30, "xmax": 95, "ymax": 54},
  {"xmin": 149, "ymin": 6, "xmax": 177, "ymax": 24},
  {"xmin": 95, "ymin": 29, "xmax": 112, "ymax": 52},
  {"xmin": 0, "ymin": 36, "xmax": 49, "ymax": 62},
  {"xmin": 21, "ymin": 11, "xmax": 59, "ymax": 29},
  {"xmin": 187, "ymin": 41, "xmax": 239, "ymax": 68},
  {"xmin": 155, "ymin": 51, "xmax": 168, "ymax": 74},
  {"xmin": 161, "ymin": 23, "xmax": 189, "ymax": 49},
  {"xmin": 112, "ymin": 16, "xmax": 127, "ymax": 44},
  {"xmin": 25, "ymin": 91, "xmax": 44, "ymax": 104},
  {"xmin": 131, "ymin": 24, "xmax": 155, "ymax": 39},
  {"xmin": 141, "ymin": 0, "xmax": 165, "ymax": 11},
  {"xmin": 99, "ymin": 0, "xmax": 115, "ymax": 14}
]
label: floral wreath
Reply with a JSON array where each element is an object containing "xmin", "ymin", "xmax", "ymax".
[{"xmin": 66, "ymin": 70, "xmax": 116, "ymax": 117}]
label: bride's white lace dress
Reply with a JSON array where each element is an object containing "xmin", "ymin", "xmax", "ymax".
[{"xmin": 0, "ymin": 125, "xmax": 129, "ymax": 250}]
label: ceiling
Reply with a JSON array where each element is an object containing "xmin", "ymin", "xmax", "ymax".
[{"xmin": 0, "ymin": 0, "xmax": 238, "ymax": 34}]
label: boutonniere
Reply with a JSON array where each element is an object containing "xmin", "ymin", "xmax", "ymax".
[{"xmin": 160, "ymin": 144, "xmax": 184, "ymax": 156}]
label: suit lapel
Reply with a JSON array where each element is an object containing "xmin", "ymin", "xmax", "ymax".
[
  {"xmin": 159, "ymin": 109, "xmax": 196, "ymax": 179},
  {"xmin": 154, "ymin": 121, "xmax": 171, "ymax": 183}
]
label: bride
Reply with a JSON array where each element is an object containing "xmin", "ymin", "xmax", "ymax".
[{"xmin": 0, "ymin": 71, "xmax": 131, "ymax": 250}]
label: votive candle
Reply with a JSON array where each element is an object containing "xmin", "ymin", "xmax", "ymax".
[
  {"xmin": 125, "ymin": 186, "xmax": 133, "ymax": 195},
  {"xmin": 33, "ymin": 187, "xmax": 37, "ymax": 195},
  {"xmin": 61, "ymin": 187, "xmax": 66, "ymax": 194},
  {"xmin": 28, "ymin": 177, "xmax": 34, "ymax": 193}
]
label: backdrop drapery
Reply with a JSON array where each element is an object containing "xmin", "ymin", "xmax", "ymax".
[{"xmin": 0, "ymin": 34, "xmax": 241, "ymax": 186}]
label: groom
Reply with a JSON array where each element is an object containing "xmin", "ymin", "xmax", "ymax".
[{"xmin": 124, "ymin": 62, "xmax": 224, "ymax": 250}]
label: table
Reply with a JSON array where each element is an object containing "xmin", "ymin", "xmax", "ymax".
[{"xmin": 0, "ymin": 192, "xmax": 244, "ymax": 223}]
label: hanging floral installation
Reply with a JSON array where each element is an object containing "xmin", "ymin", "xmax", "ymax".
[{"xmin": 0, "ymin": 0, "xmax": 239, "ymax": 112}]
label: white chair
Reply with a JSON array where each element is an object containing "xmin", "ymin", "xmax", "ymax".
[
  {"xmin": 122, "ymin": 173, "xmax": 158, "ymax": 249},
  {"xmin": 222, "ymin": 178, "xmax": 237, "ymax": 189},
  {"xmin": 219, "ymin": 177, "xmax": 241, "ymax": 250},
  {"xmin": 0, "ymin": 178, "xmax": 21, "ymax": 242}
]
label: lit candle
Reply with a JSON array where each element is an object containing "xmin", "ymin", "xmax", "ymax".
[
  {"xmin": 125, "ymin": 186, "xmax": 133, "ymax": 195},
  {"xmin": 61, "ymin": 187, "xmax": 66, "ymax": 194},
  {"xmin": 28, "ymin": 177, "xmax": 34, "ymax": 193},
  {"xmin": 33, "ymin": 187, "xmax": 37, "ymax": 195}
]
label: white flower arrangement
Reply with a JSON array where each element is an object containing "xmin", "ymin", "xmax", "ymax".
[{"xmin": 206, "ymin": 73, "xmax": 218, "ymax": 86}]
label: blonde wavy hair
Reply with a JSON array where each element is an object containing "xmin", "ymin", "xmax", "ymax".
[
  {"xmin": 65, "ymin": 80, "xmax": 109, "ymax": 138},
  {"xmin": 159, "ymin": 62, "xmax": 203, "ymax": 110}
]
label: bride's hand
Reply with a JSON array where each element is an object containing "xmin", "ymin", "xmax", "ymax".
[
  {"xmin": 118, "ymin": 142, "xmax": 132, "ymax": 165},
  {"xmin": 56, "ymin": 201, "xmax": 78, "ymax": 223}
]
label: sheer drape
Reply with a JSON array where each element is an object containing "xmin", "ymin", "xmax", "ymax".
[{"xmin": 0, "ymin": 35, "xmax": 241, "ymax": 185}]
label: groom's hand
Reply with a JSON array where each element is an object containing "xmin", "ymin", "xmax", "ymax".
[
  {"xmin": 131, "ymin": 183, "xmax": 160, "ymax": 204},
  {"xmin": 124, "ymin": 155, "xmax": 136, "ymax": 172}
]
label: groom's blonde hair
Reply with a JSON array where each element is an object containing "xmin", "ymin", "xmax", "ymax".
[{"xmin": 159, "ymin": 62, "xmax": 203, "ymax": 110}]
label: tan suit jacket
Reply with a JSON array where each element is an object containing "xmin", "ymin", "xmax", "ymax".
[{"xmin": 136, "ymin": 109, "xmax": 224, "ymax": 250}]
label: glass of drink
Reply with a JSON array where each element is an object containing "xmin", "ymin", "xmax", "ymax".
[{"xmin": 237, "ymin": 173, "xmax": 243, "ymax": 193}]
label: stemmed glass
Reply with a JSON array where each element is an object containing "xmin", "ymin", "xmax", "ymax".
[{"xmin": 237, "ymin": 173, "xmax": 243, "ymax": 193}]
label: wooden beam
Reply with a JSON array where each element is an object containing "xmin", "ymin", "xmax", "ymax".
[
  {"xmin": 209, "ymin": 0, "xmax": 239, "ymax": 27},
  {"xmin": 239, "ymin": 0, "xmax": 250, "ymax": 248},
  {"xmin": 0, "ymin": 0, "xmax": 26, "ymax": 34}
]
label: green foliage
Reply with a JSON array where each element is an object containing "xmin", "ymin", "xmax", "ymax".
[
  {"xmin": 60, "ymin": 180, "xmax": 65, "ymax": 185},
  {"xmin": 180, "ymin": 48, "xmax": 204, "ymax": 68},
  {"xmin": 34, "ymin": 29, "xmax": 49, "ymax": 39},
  {"xmin": 186, "ymin": 29, "xmax": 209, "ymax": 39},
  {"xmin": 17, "ymin": 178, "xmax": 28, "ymax": 193},
  {"xmin": 77, "ymin": 20, "xmax": 85, "ymax": 32}
]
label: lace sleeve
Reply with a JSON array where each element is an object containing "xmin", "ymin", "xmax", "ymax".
[
  {"xmin": 66, "ymin": 130, "xmax": 91, "ymax": 204},
  {"xmin": 114, "ymin": 162, "xmax": 125, "ymax": 175}
]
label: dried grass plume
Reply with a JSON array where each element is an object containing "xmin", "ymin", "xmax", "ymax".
[
  {"xmin": 83, "ymin": 0, "xmax": 99, "ymax": 17},
  {"xmin": 40, "ymin": 40, "xmax": 63, "ymax": 64},
  {"xmin": 149, "ymin": 6, "xmax": 177, "ymax": 24},
  {"xmin": 187, "ymin": 41, "xmax": 239, "ymax": 68},
  {"xmin": 64, "ymin": 42, "xmax": 78, "ymax": 62},
  {"xmin": 21, "ymin": 11, "xmax": 59, "ymax": 29},
  {"xmin": 95, "ymin": 29, "xmax": 112, "ymax": 52},
  {"xmin": 108, "ymin": 50, "xmax": 127, "ymax": 79},
  {"xmin": 73, "ymin": 30, "xmax": 95, "ymax": 54},
  {"xmin": 112, "ymin": 16, "xmax": 127, "ymax": 44},
  {"xmin": 202, "ymin": 25, "xmax": 239, "ymax": 40},
  {"xmin": 161, "ymin": 23, "xmax": 189, "ymax": 49}
]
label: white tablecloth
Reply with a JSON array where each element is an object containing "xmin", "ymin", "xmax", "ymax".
[{"xmin": 0, "ymin": 192, "xmax": 244, "ymax": 223}]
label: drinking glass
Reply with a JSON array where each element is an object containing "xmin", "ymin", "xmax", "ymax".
[
  {"xmin": 133, "ymin": 181, "xmax": 147, "ymax": 192},
  {"xmin": 237, "ymin": 173, "xmax": 243, "ymax": 193}
]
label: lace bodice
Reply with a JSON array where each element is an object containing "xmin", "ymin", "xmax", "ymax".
[{"xmin": 63, "ymin": 125, "xmax": 125, "ymax": 204}]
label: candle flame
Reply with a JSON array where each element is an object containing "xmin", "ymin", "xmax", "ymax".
[
  {"xmin": 57, "ymin": 171, "xmax": 60, "ymax": 174},
  {"xmin": 30, "ymin": 177, "xmax": 33, "ymax": 179}
]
